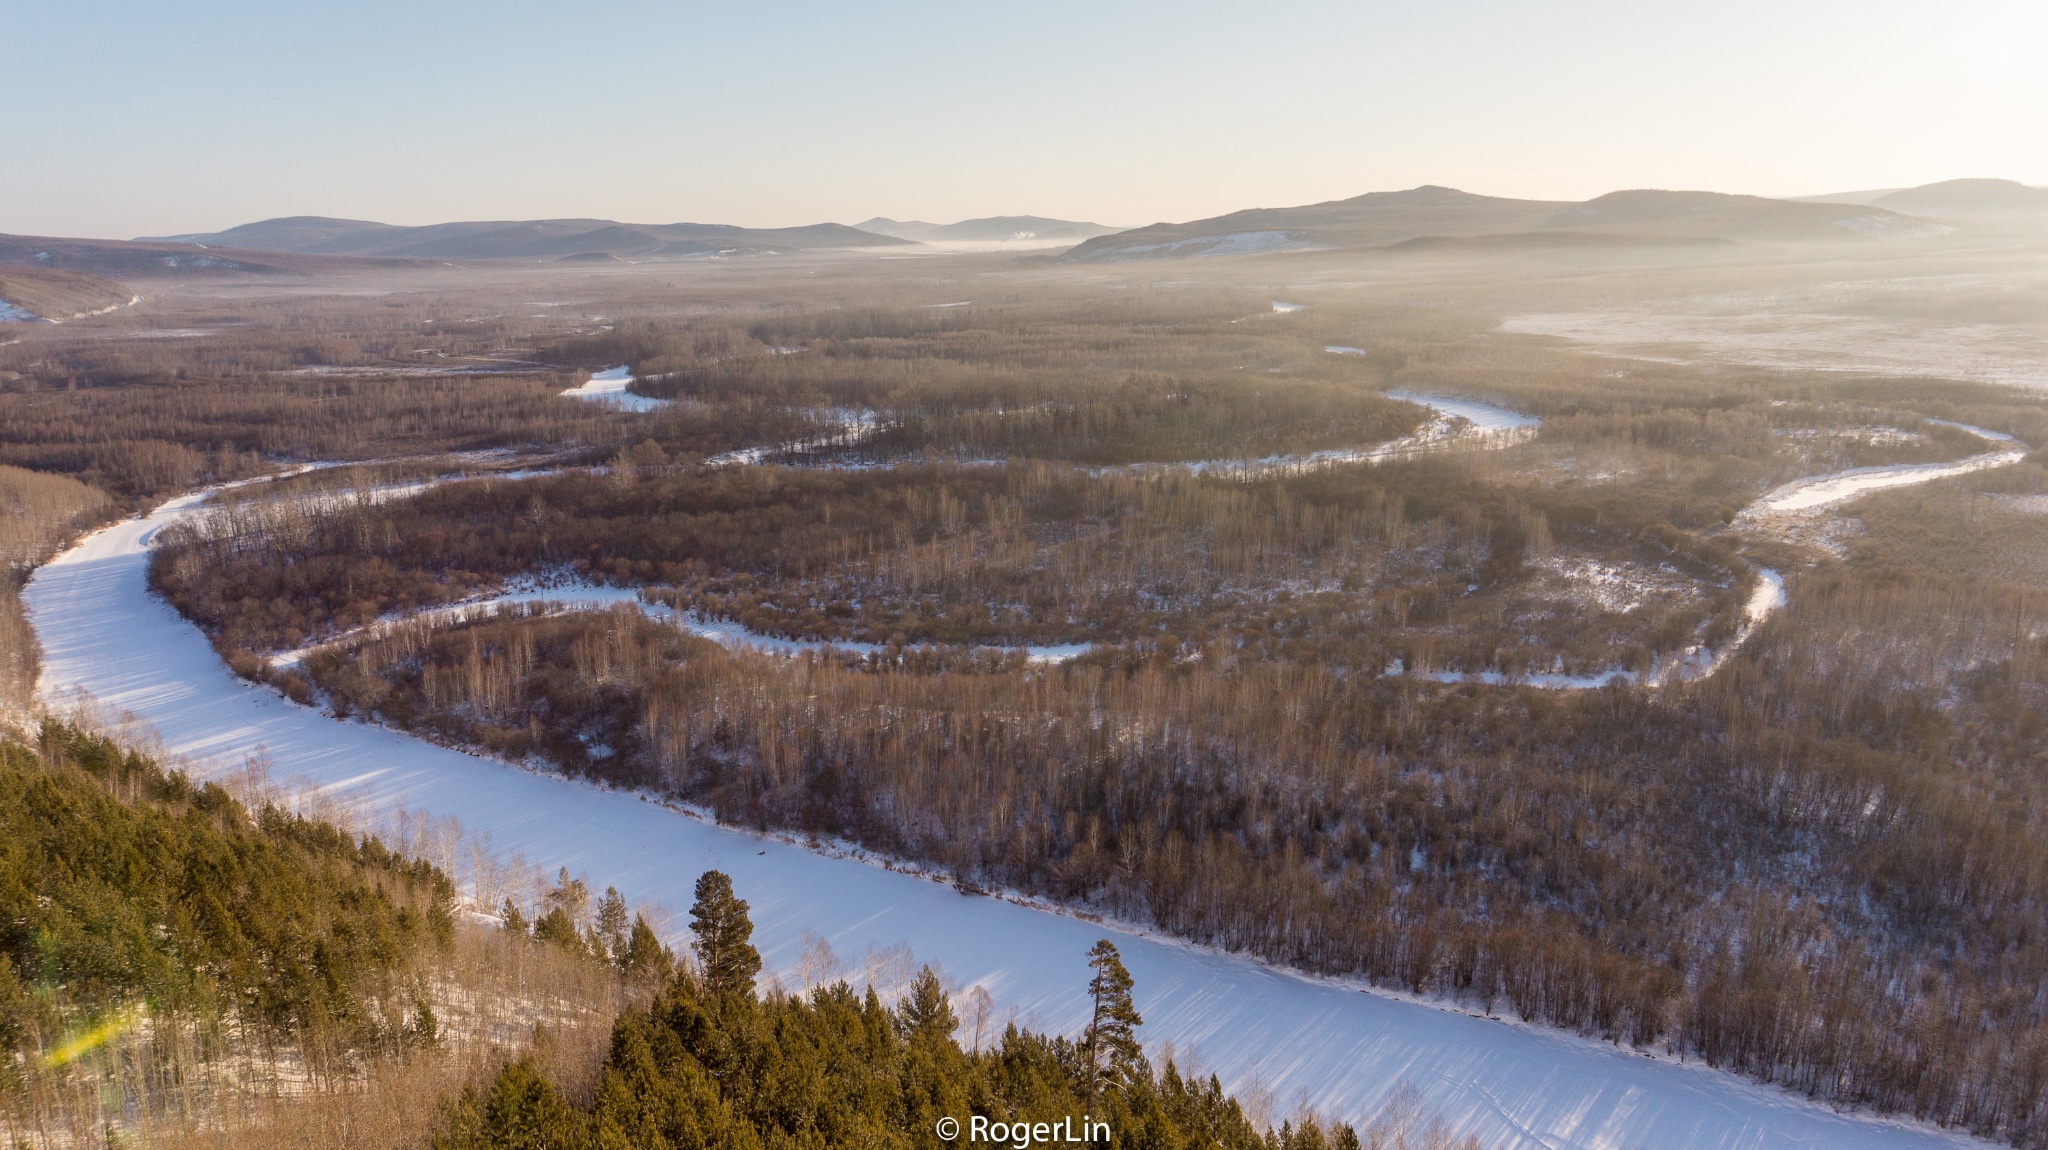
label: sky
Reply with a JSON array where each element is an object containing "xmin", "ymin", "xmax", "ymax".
[{"xmin": 5, "ymin": 0, "xmax": 2046, "ymax": 239}]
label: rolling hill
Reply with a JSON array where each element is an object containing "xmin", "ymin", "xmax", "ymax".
[
  {"xmin": 1065, "ymin": 185, "xmax": 1564, "ymax": 260},
  {"xmin": 0, "ymin": 233, "xmax": 427, "ymax": 278},
  {"xmin": 1065, "ymin": 185, "xmax": 1951, "ymax": 261},
  {"xmin": 855, "ymin": 215, "xmax": 1119, "ymax": 244},
  {"xmin": 1871, "ymin": 178, "xmax": 2048, "ymax": 216},
  {"xmin": 144, "ymin": 215, "xmax": 913, "ymax": 260},
  {"xmin": 1540, "ymin": 189, "xmax": 1949, "ymax": 241},
  {"xmin": 0, "ymin": 268, "xmax": 135, "ymax": 322}
]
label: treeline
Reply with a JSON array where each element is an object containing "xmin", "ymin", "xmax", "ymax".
[
  {"xmin": 0, "ymin": 281, "xmax": 578, "ymax": 390},
  {"xmin": 441, "ymin": 870, "xmax": 1477, "ymax": 1150},
  {"xmin": 545, "ymin": 297, "xmax": 1443, "ymax": 465},
  {"xmin": 281, "ymin": 567, "xmax": 2048, "ymax": 1144},
  {"xmin": 0, "ymin": 464, "xmax": 113, "ymax": 719},
  {"xmin": 0, "ymin": 375, "xmax": 618, "ymax": 500}
]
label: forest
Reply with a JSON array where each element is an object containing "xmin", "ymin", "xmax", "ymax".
[
  {"xmin": 0, "ymin": 721, "xmax": 1457, "ymax": 1149},
  {"xmin": 439, "ymin": 869, "xmax": 1475, "ymax": 1150},
  {"xmin": 0, "ymin": 721, "xmax": 647, "ymax": 1147},
  {"xmin": 7, "ymin": 238, "xmax": 2048, "ymax": 1144}
]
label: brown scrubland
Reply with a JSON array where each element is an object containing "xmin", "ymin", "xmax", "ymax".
[{"xmin": 5, "ymin": 230, "xmax": 2048, "ymax": 1143}]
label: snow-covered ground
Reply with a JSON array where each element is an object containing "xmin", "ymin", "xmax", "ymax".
[
  {"xmin": 0, "ymin": 299, "xmax": 38, "ymax": 322},
  {"xmin": 560, "ymin": 365, "xmax": 668, "ymax": 412},
  {"xmin": 1413, "ymin": 569, "xmax": 1785, "ymax": 691},
  {"xmin": 20, "ymin": 489, "xmax": 1988, "ymax": 1150},
  {"xmin": 1416, "ymin": 419, "xmax": 2026, "ymax": 689}
]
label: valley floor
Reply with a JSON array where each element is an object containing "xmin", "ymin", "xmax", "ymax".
[{"xmin": 21, "ymin": 484, "xmax": 1991, "ymax": 1150}]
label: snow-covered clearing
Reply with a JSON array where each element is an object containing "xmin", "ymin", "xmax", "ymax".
[
  {"xmin": 19, "ymin": 489, "xmax": 1988, "ymax": 1150},
  {"xmin": 559, "ymin": 364, "xmax": 668, "ymax": 412},
  {"xmin": 1413, "ymin": 569, "xmax": 1785, "ymax": 691}
]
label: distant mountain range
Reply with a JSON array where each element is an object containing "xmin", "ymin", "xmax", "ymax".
[
  {"xmin": 1063, "ymin": 184, "xmax": 1965, "ymax": 262},
  {"xmin": 0, "ymin": 233, "xmax": 431, "ymax": 278},
  {"xmin": 854, "ymin": 216, "xmax": 1120, "ymax": 244},
  {"xmin": 139, "ymin": 216, "xmax": 913, "ymax": 260},
  {"xmin": 16, "ymin": 179, "xmax": 2036, "ymax": 275}
]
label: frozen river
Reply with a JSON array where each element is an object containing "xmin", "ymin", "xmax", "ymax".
[{"xmin": 560, "ymin": 364, "xmax": 667, "ymax": 412}]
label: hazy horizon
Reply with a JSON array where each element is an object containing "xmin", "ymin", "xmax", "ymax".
[{"xmin": 7, "ymin": 0, "xmax": 2045, "ymax": 240}]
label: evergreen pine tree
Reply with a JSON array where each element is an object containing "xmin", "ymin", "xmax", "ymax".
[
  {"xmin": 596, "ymin": 885, "xmax": 630, "ymax": 965},
  {"xmin": 690, "ymin": 870, "xmax": 761, "ymax": 998},
  {"xmin": 1082, "ymin": 938, "xmax": 1143, "ymax": 1105},
  {"xmin": 899, "ymin": 964, "xmax": 958, "ymax": 1042},
  {"xmin": 622, "ymin": 914, "xmax": 676, "ymax": 985}
]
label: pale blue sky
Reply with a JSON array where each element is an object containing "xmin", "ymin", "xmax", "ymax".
[{"xmin": 5, "ymin": 0, "xmax": 2044, "ymax": 238}]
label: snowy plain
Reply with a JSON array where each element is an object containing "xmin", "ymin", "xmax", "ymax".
[{"xmin": 21, "ymin": 488, "xmax": 1989, "ymax": 1150}]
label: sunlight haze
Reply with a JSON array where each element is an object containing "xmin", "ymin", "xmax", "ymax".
[{"xmin": 5, "ymin": 0, "xmax": 2045, "ymax": 237}]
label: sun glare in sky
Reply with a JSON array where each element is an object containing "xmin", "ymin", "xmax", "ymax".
[{"xmin": 5, "ymin": 0, "xmax": 2045, "ymax": 236}]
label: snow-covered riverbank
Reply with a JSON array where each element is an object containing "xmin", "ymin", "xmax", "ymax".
[{"xmin": 20, "ymin": 487, "xmax": 1987, "ymax": 1150}]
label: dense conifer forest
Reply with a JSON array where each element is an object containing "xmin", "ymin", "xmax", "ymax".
[{"xmin": 440, "ymin": 870, "xmax": 1474, "ymax": 1150}]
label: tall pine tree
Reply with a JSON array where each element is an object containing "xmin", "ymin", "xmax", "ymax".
[
  {"xmin": 689, "ymin": 870, "xmax": 761, "ymax": 998},
  {"xmin": 899, "ymin": 965, "xmax": 958, "ymax": 1043},
  {"xmin": 1082, "ymin": 938, "xmax": 1143, "ymax": 1106}
]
